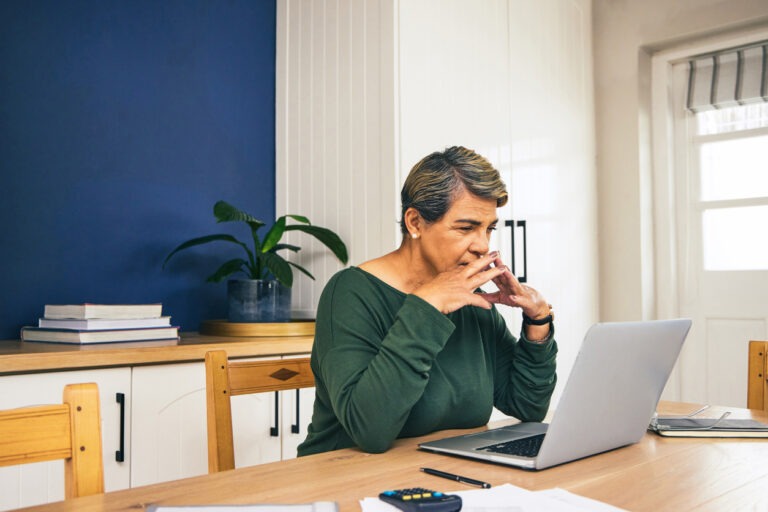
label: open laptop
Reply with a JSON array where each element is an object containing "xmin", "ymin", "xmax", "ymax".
[{"xmin": 419, "ymin": 318, "xmax": 692, "ymax": 470}]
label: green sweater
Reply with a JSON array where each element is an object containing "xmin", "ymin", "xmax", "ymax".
[{"xmin": 297, "ymin": 267, "xmax": 557, "ymax": 456}]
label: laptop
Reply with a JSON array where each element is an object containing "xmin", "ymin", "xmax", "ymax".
[{"xmin": 419, "ymin": 318, "xmax": 692, "ymax": 470}]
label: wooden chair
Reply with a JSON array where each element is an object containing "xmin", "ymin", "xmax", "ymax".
[
  {"xmin": 748, "ymin": 340, "xmax": 768, "ymax": 412},
  {"xmin": 204, "ymin": 350, "xmax": 314, "ymax": 472},
  {"xmin": 0, "ymin": 382, "xmax": 104, "ymax": 498}
]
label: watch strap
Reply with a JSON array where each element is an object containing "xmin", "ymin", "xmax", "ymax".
[{"xmin": 522, "ymin": 313, "xmax": 553, "ymax": 326}]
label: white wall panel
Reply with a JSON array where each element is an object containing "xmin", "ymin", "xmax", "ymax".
[
  {"xmin": 397, "ymin": 0, "xmax": 511, "ymax": 177},
  {"xmin": 277, "ymin": 0, "xmax": 398, "ymax": 318}
]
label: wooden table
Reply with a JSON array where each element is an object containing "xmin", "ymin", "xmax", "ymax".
[{"xmin": 13, "ymin": 402, "xmax": 768, "ymax": 512}]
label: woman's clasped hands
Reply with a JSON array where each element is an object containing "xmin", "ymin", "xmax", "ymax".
[{"xmin": 412, "ymin": 252, "xmax": 550, "ymax": 320}]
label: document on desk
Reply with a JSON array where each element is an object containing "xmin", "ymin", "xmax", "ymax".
[
  {"xmin": 147, "ymin": 502, "xmax": 338, "ymax": 512},
  {"xmin": 361, "ymin": 484, "xmax": 626, "ymax": 512}
]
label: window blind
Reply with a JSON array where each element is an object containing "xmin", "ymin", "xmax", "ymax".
[{"xmin": 686, "ymin": 41, "xmax": 768, "ymax": 112}]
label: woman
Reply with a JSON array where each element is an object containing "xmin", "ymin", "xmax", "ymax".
[{"xmin": 298, "ymin": 146, "xmax": 557, "ymax": 456}]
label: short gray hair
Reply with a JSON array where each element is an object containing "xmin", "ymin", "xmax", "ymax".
[{"xmin": 399, "ymin": 146, "xmax": 508, "ymax": 235}]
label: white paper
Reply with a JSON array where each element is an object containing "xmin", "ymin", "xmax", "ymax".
[
  {"xmin": 147, "ymin": 503, "xmax": 338, "ymax": 512},
  {"xmin": 361, "ymin": 484, "xmax": 624, "ymax": 512},
  {"xmin": 535, "ymin": 488, "xmax": 627, "ymax": 511}
]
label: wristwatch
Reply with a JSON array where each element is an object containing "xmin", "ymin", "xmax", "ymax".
[{"xmin": 522, "ymin": 308, "xmax": 554, "ymax": 326}]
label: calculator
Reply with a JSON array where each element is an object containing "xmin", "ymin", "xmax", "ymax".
[{"xmin": 379, "ymin": 488, "xmax": 462, "ymax": 512}]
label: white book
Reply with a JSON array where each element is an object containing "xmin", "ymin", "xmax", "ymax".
[
  {"xmin": 21, "ymin": 326, "xmax": 179, "ymax": 344},
  {"xmin": 38, "ymin": 316, "xmax": 172, "ymax": 330},
  {"xmin": 43, "ymin": 303, "xmax": 163, "ymax": 319}
]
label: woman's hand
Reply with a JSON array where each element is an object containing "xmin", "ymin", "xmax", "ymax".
[
  {"xmin": 476, "ymin": 254, "xmax": 553, "ymax": 341},
  {"xmin": 477, "ymin": 254, "xmax": 550, "ymax": 317},
  {"xmin": 411, "ymin": 252, "xmax": 508, "ymax": 314}
]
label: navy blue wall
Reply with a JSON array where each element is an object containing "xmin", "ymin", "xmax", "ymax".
[{"xmin": 0, "ymin": 1, "xmax": 276, "ymax": 338}]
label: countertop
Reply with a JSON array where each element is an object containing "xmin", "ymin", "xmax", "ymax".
[{"xmin": 0, "ymin": 333, "xmax": 314, "ymax": 375}]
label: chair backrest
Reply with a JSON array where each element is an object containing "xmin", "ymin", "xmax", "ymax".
[
  {"xmin": 748, "ymin": 340, "xmax": 768, "ymax": 412},
  {"xmin": 0, "ymin": 382, "xmax": 104, "ymax": 498},
  {"xmin": 204, "ymin": 350, "xmax": 314, "ymax": 473}
]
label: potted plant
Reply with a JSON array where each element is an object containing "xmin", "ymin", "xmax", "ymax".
[{"xmin": 163, "ymin": 200, "xmax": 348, "ymax": 323}]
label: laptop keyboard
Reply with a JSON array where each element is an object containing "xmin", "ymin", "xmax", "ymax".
[{"xmin": 478, "ymin": 433, "xmax": 546, "ymax": 457}]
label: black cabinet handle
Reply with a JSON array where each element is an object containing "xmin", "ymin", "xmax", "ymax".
[
  {"xmin": 291, "ymin": 389, "xmax": 301, "ymax": 434},
  {"xmin": 115, "ymin": 392, "xmax": 125, "ymax": 462},
  {"xmin": 270, "ymin": 391, "xmax": 279, "ymax": 437},
  {"xmin": 505, "ymin": 219, "xmax": 528, "ymax": 283}
]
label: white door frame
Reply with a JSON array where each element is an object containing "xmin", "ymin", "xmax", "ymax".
[{"xmin": 650, "ymin": 26, "xmax": 768, "ymax": 401}]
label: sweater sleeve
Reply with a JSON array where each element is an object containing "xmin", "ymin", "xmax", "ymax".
[
  {"xmin": 314, "ymin": 274, "xmax": 455, "ymax": 453},
  {"xmin": 491, "ymin": 309, "xmax": 558, "ymax": 422}
]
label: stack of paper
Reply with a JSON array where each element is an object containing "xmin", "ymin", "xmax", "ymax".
[{"xmin": 362, "ymin": 483, "xmax": 626, "ymax": 512}]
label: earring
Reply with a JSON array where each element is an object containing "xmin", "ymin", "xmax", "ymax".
[{"xmin": 411, "ymin": 233, "xmax": 419, "ymax": 239}]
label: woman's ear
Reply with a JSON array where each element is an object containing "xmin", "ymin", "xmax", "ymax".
[{"xmin": 403, "ymin": 208, "xmax": 422, "ymax": 239}]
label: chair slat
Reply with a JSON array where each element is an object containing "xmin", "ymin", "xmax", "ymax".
[
  {"xmin": 228, "ymin": 358, "xmax": 314, "ymax": 395},
  {"xmin": 0, "ymin": 405, "xmax": 72, "ymax": 465}
]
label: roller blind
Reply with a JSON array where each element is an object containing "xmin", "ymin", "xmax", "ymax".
[{"xmin": 686, "ymin": 41, "xmax": 768, "ymax": 112}]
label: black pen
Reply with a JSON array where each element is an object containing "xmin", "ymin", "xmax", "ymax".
[{"xmin": 420, "ymin": 467, "xmax": 492, "ymax": 489}]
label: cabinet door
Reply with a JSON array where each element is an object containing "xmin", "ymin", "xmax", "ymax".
[
  {"xmin": 0, "ymin": 368, "xmax": 131, "ymax": 511},
  {"xmin": 130, "ymin": 359, "xmax": 286, "ymax": 485},
  {"xmin": 130, "ymin": 362, "xmax": 208, "ymax": 486},
  {"xmin": 229, "ymin": 388, "xmax": 282, "ymax": 467},
  {"xmin": 280, "ymin": 386, "xmax": 315, "ymax": 459}
]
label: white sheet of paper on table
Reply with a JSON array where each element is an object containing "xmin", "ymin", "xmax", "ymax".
[{"xmin": 360, "ymin": 483, "xmax": 627, "ymax": 512}]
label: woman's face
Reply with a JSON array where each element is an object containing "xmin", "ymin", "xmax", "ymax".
[{"xmin": 415, "ymin": 189, "xmax": 499, "ymax": 275}]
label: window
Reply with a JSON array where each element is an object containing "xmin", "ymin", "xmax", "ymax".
[{"xmin": 691, "ymin": 104, "xmax": 768, "ymax": 270}]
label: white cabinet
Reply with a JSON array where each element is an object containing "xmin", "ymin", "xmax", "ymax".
[
  {"xmin": 396, "ymin": 0, "xmax": 597, "ymax": 400},
  {"xmin": 0, "ymin": 367, "xmax": 131, "ymax": 511},
  {"xmin": 129, "ymin": 357, "xmax": 314, "ymax": 486},
  {"xmin": 0, "ymin": 355, "xmax": 314, "ymax": 508}
]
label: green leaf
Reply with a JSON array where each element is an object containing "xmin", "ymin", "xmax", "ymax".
[
  {"xmin": 285, "ymin": 225, "xmax": 349, "ymax": 264},
  {"xmin": 272, "ymin": 243, "xmax": 301, "ymax": 253},
  {"xmin": 261, "ymin": 216, "xmax": 286, "ymax": 253},
  {"xmin": 213, "ymin": 200, "xmax": 265, "ymax": 231},
  {"xmin": 287, "ymin": 260, "xmax": 315, "ymax": 281},
  {"xmin": 285, "ymin": 214, "xmax": 310, "ymax": 224},
  {"xmin": 206, "ymin": 258, "xmax": 249, "ymax": 282},
  {"xmin": 163, "ymin": 234, "xmax": 245, "ymax": 268},
  {"xmin": 262, "ymin": 252, "xmax": 293, "ymax": 287}
]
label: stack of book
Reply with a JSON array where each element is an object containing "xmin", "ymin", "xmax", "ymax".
[{"xmin": 21, "ymin": 303, "xmax": 179, "ymax": 344}]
